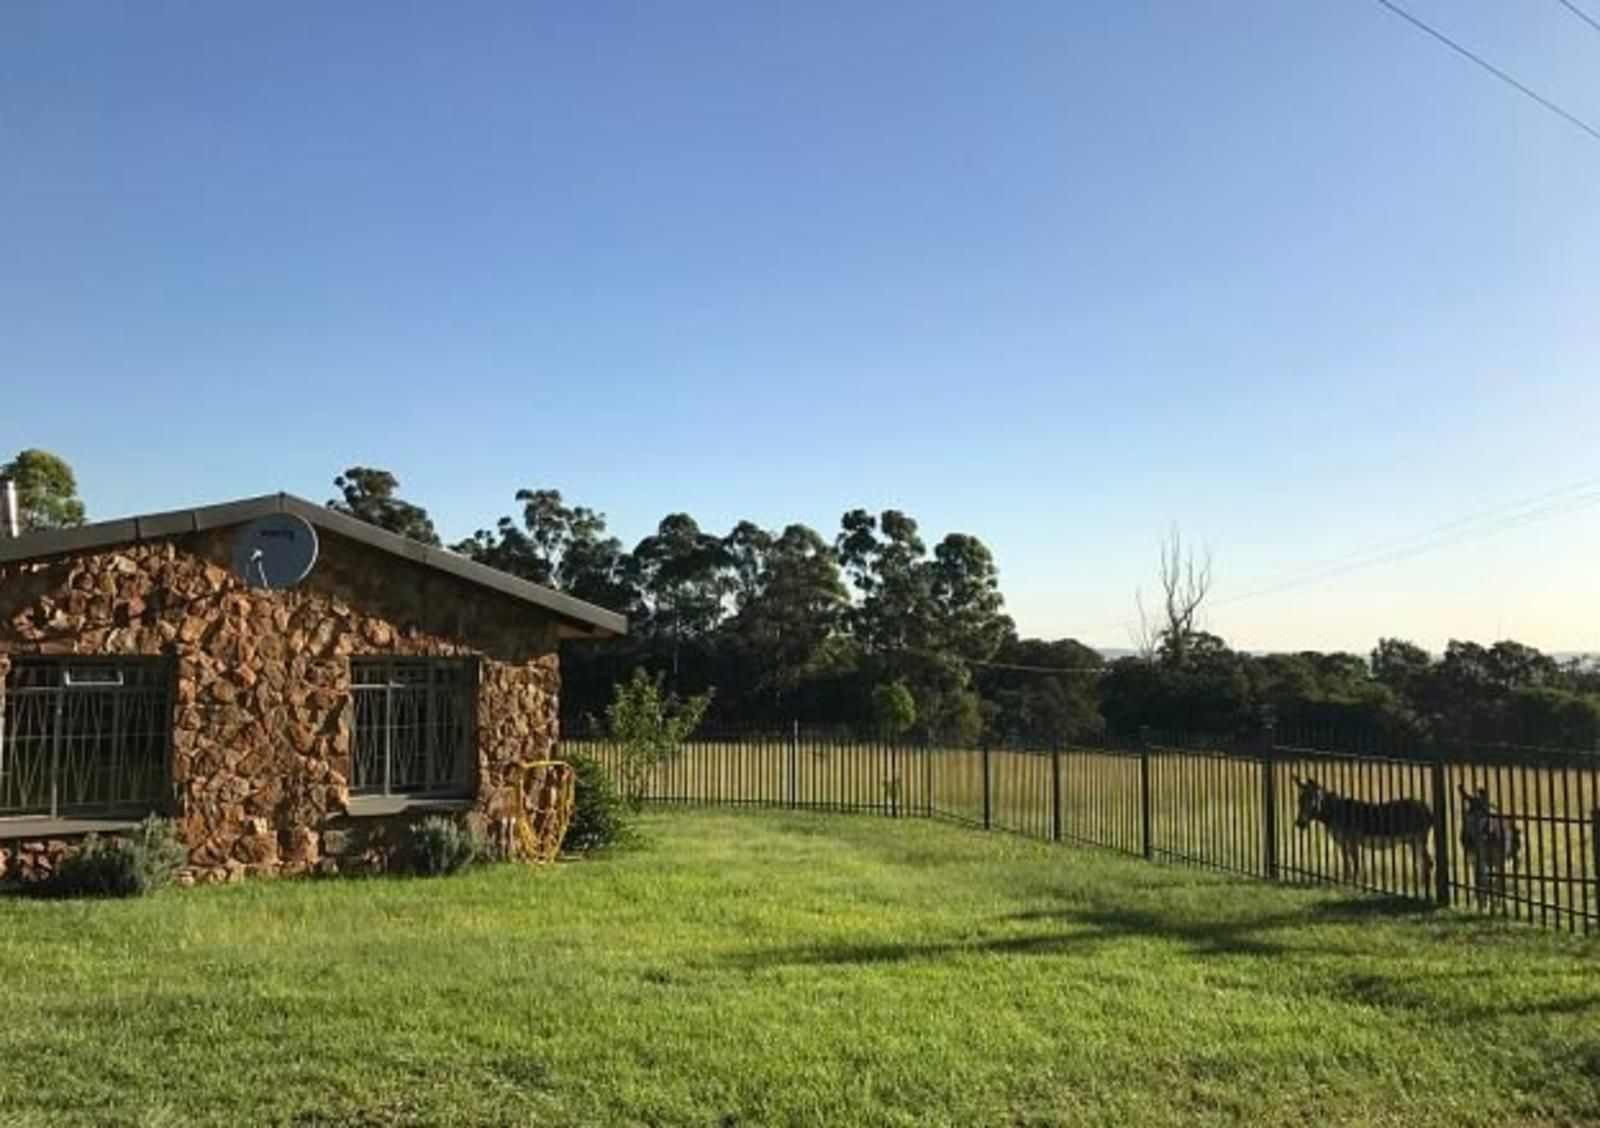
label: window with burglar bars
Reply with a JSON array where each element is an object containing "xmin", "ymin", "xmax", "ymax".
[
  {"xmin": 350, "ymin": 658, "xmax": 476, "ymax": 797},
  {"xmin": 0, "ymin": 657, "xmax": 173, "ymax": 820}
]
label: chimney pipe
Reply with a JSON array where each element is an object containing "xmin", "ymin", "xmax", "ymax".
[{"xmin": 2, "ymin": 477, "xmax": 18, "ymax": 539}]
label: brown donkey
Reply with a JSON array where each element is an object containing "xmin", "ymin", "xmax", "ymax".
[{"xmin": 1293, "ymin": 776, "xmax": 1434, "ymax": 888}]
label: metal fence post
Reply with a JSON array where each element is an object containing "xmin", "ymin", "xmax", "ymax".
[
  {"xmin": 1261, "ymin": 724, "xmax": 1278, "ymax": 881},
  {"xmin": 890, "ymin": 736, "xmax": 900, "ymax": 819},
  {"xmin": 1051, "ymin": 736, "xmax": 1063, "ymax": 843},
  {"xmin": 788, "ymin": 719, "xmax": 799, "ymax": 810},
  {"xmin": 1591, "ymin": 808, "xmax": 1599, "ymax": 928},
  {"xmin": 1430, "ymin": 747, "xmax": 1451, "ymax": 907},
  {"xmin": 982, "ymin": 738, "xmax": 992, "ymax": 831},
  {"xmin": 922, "ymin": 731, "xmax": 932, "ymax": 819},
  {"xmin": 1139, "ymin": 725, "xmax": 1153, "ymax": 860}
]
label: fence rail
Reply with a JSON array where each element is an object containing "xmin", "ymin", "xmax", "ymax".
[{"xmin": 562, "ymin": 724, "xmax": 1600, "ymax": 935}]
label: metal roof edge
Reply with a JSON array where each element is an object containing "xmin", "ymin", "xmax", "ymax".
[{"xmin": 0, "ymin": 491, "xmax": 627, "ymax": 637}]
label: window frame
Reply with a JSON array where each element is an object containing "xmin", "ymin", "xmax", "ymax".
[
  {"xmin": 347, "ymin": 656, "xmax": 479, "ymax": 808},
  {"xmin": 0, "ymin": 655, "xmax": 174, "ymax": 829}
]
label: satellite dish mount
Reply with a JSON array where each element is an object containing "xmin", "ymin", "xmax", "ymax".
[{"xmin": 232, "ymin": 514, "xmax": 319, "ymax": 590}]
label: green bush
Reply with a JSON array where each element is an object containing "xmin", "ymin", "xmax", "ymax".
[
  {"xmin": 563, "ymin": 754, "xmax": 633, "ymax": 853},
  {"xmin": 408, "ymin": 816, "xmax": 482, "ymax": 876},
  {"xmin": 871, "ymin": 680, "xmax": 917, "ymax": 737},
  {"xmin": 607, "ymin": 669, "xmax": 711, "ymax": 810},
  {"xmin": 51, "ymin": 816, "xmax": 187, "ymax": 898}
]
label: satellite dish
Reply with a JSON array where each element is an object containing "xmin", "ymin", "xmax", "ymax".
[{"xmin": 233, "ymin": 514, "xmax": 319, "ymax": 589}]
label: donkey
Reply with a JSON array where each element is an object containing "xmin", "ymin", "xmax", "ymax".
[
  {"xmin": 1293, "ymin": 777, "xmax": 1434, "ymax": 888},
  {"xmin": 1458, "ymin": 785, "xmax": 1520, "ymax": 910}
]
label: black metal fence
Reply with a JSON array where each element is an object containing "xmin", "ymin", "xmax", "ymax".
[{"xmin": 564, "ymin": 723, "xmax": 1600, "ymax": 935}]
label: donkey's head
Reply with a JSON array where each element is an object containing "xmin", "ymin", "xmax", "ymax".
[
  {"xmin": 1459, "ymin": 785, "xmax": 1493, "ymax": 835},
  {"xmin": 1293, "ymin": 776, "xmax": 1325, "ymax": 830}
]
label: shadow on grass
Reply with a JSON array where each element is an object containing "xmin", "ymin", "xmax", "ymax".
[
  {"xmin": 723, "ymin": 930, "xmax": 1102, "ymax": 969},
  {"xmin": 726, "ymin": 889, "xmax": 1526, "ymax": 974},
  {"xmin": 1332, "ymin": 971, "xmax": 1600, "ymax": 1020},
  {"xmin": 724, "ymin": 889, "xmax": 1600, "ymax": 1030},
  {"xmin": 725, "ymin": 903, "xmax": 1322, "ymax": 970}
]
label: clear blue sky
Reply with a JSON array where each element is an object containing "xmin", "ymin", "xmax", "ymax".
[{"xmin": 3, "ymin": 1, "xmax": 1597, "ymax": 653}]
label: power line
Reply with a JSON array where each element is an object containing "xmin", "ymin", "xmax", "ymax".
[
  {"xmin": 1212, "ymin": 487, "xmax": 1600, "ymax": 607},
  {"xmin": 1555, "ymin": 0, "xmax": 1600, "ymax": 37},
  {"xmin": 1048, "ymin": 472, "xmax": 1600, "ymax": 640},
  {"xmin": 1213, "ymin": 475, "xmax": 1600, "ymax": 606},
  {"xmin": 1292, "ymin": 474, "xmax": 1600, "ymax": 577},
  {"xmin": 1373, "ymin": 0, "xmax": 1600, "ymax": 145},
  {"xmin": 897, "ymin": 644, "xmax": 1106, "ymax": 675},
  {"xmin": 965, "ymin": 657, "xmax": 1105, "ymax": 675}
]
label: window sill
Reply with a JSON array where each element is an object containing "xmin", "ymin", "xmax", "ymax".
[
  {"xmin": 0, "ymin": 815, "xmax": 150, "ymax": 840},
  {"xmin": 342, "ymin": 795, "xmax": 475, "ymax": 819}
]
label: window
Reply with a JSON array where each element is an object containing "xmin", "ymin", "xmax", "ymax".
[
  {"xmin": 350, "ymin": 658, "xmax": 476, "ymax": 798},
  {"xmin": 1, "ymin": 657, "xmax": 172, "ymax": 820}
]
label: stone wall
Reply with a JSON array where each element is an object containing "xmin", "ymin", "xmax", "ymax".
[{"xmin": 0, "ymin": 527, "xmax": 563, "ymax": 883}]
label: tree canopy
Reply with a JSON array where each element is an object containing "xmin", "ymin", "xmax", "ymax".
[
  {"xmin": 2, "ymin": 448, "xmax": 86, "ymax": 531},
  {"xmin": 327, "ymin": 467, "xmax": 440, "ymax": 546},
  {"xmin": 327, "ymin": 465, "xmax": 1600, "ymax": 750}
]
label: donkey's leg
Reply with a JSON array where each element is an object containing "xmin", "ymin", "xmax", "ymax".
[
  {"xmin": 1416, "ymin": 838, "xmax": 1433, "ymax": 893},
  {"xmin": 1343, "ymin": 842, "xmax": 1360, "ymax": 884}
]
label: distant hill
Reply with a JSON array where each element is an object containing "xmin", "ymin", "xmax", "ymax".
[{"xmin": 1090, "ymin": 646, "xmax": 1598, "ymax": 663}]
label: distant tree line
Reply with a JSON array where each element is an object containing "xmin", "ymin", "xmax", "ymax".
[
  {"xmin": 328, "ymin": 466, "xmax": 1600, "ymax": 750},
  {"xmin": 8, "ymin": 450, "xmax": 1597, "ymax": 750}
]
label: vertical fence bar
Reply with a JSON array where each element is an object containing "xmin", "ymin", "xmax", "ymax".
[
  {"xmin": 890, "ymin": 737, "xmax": 900, "ymax": 819},
  {"xmin": 1561, "ymin": 765, "xmax": 1575, "ymax": 934},
  {"xmin": 1592, "ymin": 768, "xmax": 1599, "ymax": 932},
  {"xmin": 1139, "ymin": 726, "xmax": 1153, "ymax": 861},
  {"xmin": 1521, "ymin": 759, "xmax": 1539, "ymax": 927},
  {"xmin": 972, "ymin": 739, "xmax": 985, "ymax": 825},
  {"xmin": 922, "ymin": 732, "xmax": 932, "ymax": 819},
  {"xmin": 1430, "ymin": 748, "xmax": 1451, "ymax": 907},
  {"xmin": 1261, "ymin": 725, "xmax": 1278, "ymax": 881},
  {"xmin": 1051, "ymin": 737, "xmax": 1063, "ymax": 843},
  {"xmin": 787, "ymin": 720, "xmax": 799, "ymax": 810},
  {"xmin": 1546, "ymin": 758, "xmax": 1563, "ymax": 927},
  {"xmin": 1592, "ymin": 808, "xmax": 1599, "ymax": 928}
]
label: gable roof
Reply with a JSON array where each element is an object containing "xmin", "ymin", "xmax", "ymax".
[{"xmin": 0, "ymin": 492, "xmax": 626, "ymax": 637}]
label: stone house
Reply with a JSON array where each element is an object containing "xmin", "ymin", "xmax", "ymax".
[{"xmin": 0, "ymin": 492, "xmax": 625, "ymax": 882}]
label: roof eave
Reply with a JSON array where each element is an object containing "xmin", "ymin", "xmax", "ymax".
[{"xmin": 0, "ymin": 492, "xmax": 628, "ymax": 638}]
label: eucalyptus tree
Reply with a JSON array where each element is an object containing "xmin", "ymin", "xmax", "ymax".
[
  {"xmin": 328, "ymin": 467, "xmax": 439, "ymax": 546},
  {"xmin": 721, "ymin": 522, "xmax": 852, "ymax": 714},
  {"xmin": 2, "ymin": 448, "xmax": 87, "ymax": 531}
]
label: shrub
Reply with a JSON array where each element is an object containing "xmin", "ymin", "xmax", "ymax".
[
  {"xmin": 563, "ymin": 753, "xmax": 633, "ymax": 853},
  {"xmin": 607, "ymin": 669, "xmax": 712, "ymax": 810},
  {"xmin": 871, "ymin": 680, "xmax": 917, "ymax": 737},
  {"xmin": 408, "ymin": 816, "xmax": 482, "ymax": 876},
  {"xmin": 51, "ymin": 816, "xmax": 187, "ymax": 898},
  {"xmin": 472, "ymin": 814, "xmax": 513, "ymax": 864}
]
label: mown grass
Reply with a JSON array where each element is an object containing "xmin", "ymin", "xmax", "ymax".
[
  {"xmin": 1, "ymin": 811, "xmax": 1598, "ymax": 1126},
  {"xmin": 577, "ymin": 737, "xmax": 1600, "ymax": 922}
]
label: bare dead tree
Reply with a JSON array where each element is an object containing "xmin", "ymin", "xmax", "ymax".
[
  {"xmin": 1130, "ymin": 589, "xmax": 1162, "ymax": 660},
  {"xmin": 1133, "ymin": 525, "xmax": 1212, "ymax": 665}
]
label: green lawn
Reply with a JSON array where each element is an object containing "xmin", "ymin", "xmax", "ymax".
[
  {"xmin": 2, "ymin": 812, "xmax": 1598, "ymax": 1126},
  {"xmin": 574, "ymin": 737, "xmax": 1600, "ymax": 921}
]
